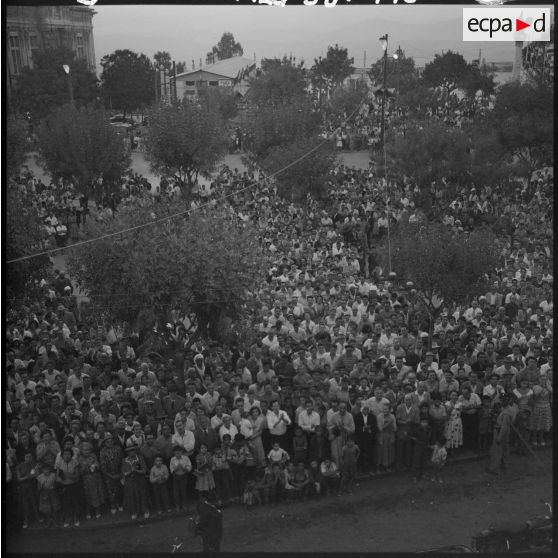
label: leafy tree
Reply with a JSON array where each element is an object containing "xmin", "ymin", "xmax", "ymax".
[
  {"xmin": 100, "ymin": 49, "xmax": 155, "ymax": 117},
  {"xmin": 176, "ymin": 61, "xmax": 187, "ymax": 74},
  {"xmin": 328, "ymin": 84, "xmax": 366, "ymax": 122},
  {"xmin": 6, "ymin": 115, "xmax": 30, "ymax": 178},
  {"xmin": 382, "ymin": 222, "xmax": 500, "ymax": 343},
  {"xmin": 37, "ymin": 104, "xmax": 131, "ymax": 197},
  {"xmin": 422, "ymin": 50, "xmax": 469, "ymax": 97},
  {"xmin": 488, "ymin": 82, "xmax": 553, "ymax": 172},
  {"xmin": 197, "ymin": 86, "xmax": 238, "ymax": 121},
  {"xmin": 382, "ymin": 120, "xmax": 471, "ymax": 191},
  {"xmin": 144, "ymin": 103, "xmax": 228, "ymax": 197},
  {"xmin": 153, "ymin": 50, "xmax": 172, "ymax": 72},
  {"xmin": 244, "ymin": 98, "xmax": 321, "ymax": 161},
  {"xmin": 6, "ymin": 187, "xmax": 51, "ymax": 301},
  {"xmin": 207, "ymin": 32, "xmax": 244, "ymax": 64},
  {"xmin": 248, "ymin": 56, "xmax": 307, "ymax": 107},
  {"xmin": 396, "ymin": 82, "xmax": 444, "ymax": 119},
  {"xmin": 260, "ymin": 136, "xmax": 336, "ymax": 203},
  {"xmin": 460, "ymin": 63, "xmax": 496, "ymax": 99},
  {"xmin": 13, "ymin": 47, "xmax": 98, "ymax": 121},
  {"xmin": 369, "ymin": 51, "xmax": 418, "ymax": 95},
  {"xmin": 66, "ymin": 201, "xmax": 265, "ymax": 340},
  {"xmin": 311, "ymin": 44, "xmax": 354, "ymax": 93}
]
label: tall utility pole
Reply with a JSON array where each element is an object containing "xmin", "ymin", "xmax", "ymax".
[
  {"xmin": 172, "ymin": 61, "xmax": 177, "ymax": 104},
  {"xmin": 379, "ymin": 34, "xmax": 388, "ymax": 151}
]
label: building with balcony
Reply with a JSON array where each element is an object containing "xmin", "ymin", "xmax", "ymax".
[{"xmin": 6, "ymin": 5, "xmax": 96, "ymax": 96}]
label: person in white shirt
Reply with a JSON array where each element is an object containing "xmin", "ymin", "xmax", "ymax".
[
  {"xmin": 364, "ymin": 388, "xmax": 391, "ymax": 417},
  {"xmin": 297, "ymin": 401, "xmax": 320, "ymax": 434},
  {"xmin": 171, "ymin": 421, "xmax": 195, "ymax": 456},
  {"xmin": 218, "ymin": 415, "xmax": 238, "ymax": 441},
  {"xmin": 267, "ymin": 400, "xmax": 291, "ymax": 444}
]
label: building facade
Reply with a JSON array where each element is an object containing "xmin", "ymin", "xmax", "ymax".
[
  {"xmin": 174, "ymin": 56, "xmax": 256, "ymax": 100},
  {"xmin": 6, "ymin": 6, "xmax": 96, "ymax": 95}
]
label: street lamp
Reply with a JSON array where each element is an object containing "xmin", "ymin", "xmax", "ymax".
[
  {"xmin": 378, "ymin": 34, "xmax": 392, "ymax": 273},
  {"xmin": 379, "ymin": 34, "xmax": 388, "ymax": 152},
  {"xmin": 62, "ymin": 64, "xmax": 74, "ymax": 106}
]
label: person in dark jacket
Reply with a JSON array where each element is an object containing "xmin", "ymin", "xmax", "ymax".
[{"xmin": 196, "ymin": 492, "xmax": 223, "ymax": 553}]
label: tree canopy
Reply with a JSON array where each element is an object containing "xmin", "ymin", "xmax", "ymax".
[
  {"xmin": 488, "ymin": 81, "xmax": 553, "ymax": 172},
  {"xmin": 13, "ymin": 47, "xmax": 98, "ymax": 122},
  {"xmin": 67, "ymin": 201, "xmax": 265, "ymax": 340},
  {"xmin": 6, "ymin": 115, "xmax": 30, "ymax": 178},
  {"xmin": 144, "ymin": 103, "xmax": 228, "ymax": 197},
  {"xmin": 422, "ymin": 50, "xmax": 470, "ymax": 96},
  {"xmin": 153, "ymin": 50, "xmax": 172, "ymax": 72},
  {"xmin": 207, "ymin": 32, "xmax": 244, "ymax": 64},
  {"xmin": 6, "ymin": 187, "xmax": 51, "ymax": 302},
  {"xmin": 311, "ymin": 44, "xmax": 354, "ymax": 91},
  {"xmin": 383, "ymin": 221, "xmax": 500, "ymax": 338},
  {"xmin": 248, "ymin": 56, "xmax": 307, "ymax": 107},
  {"xmin": 37, "ymin": 104, "xmax": 131, "ymax": 197},
  {"xmin": 382, "ymin": 120, "xmax": 471, "ymax": 190},
  {"xmin": 369, "ymin": 51, "xmax": 419, "ymax": 95},
  {"xmin": 244, "ymin": 97, "xmax": 321, "ymax": 162},
  {"xmin": 260, "ymin": 137, "xmax": 336, "ymax": 203},
  {"xmin": 100, "ymin": 49, "xmax": 155, "ymax": 116}
]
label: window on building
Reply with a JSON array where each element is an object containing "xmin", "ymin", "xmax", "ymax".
[
  {"xmin": 76, "ymin": 34, "xmax": 85, "ymax": 59},
  {"xmin": 29, "ymin": 34, "xmax": 39, "ymax": 59},
  {"xmin": 185, "ymin": 90, "xmax": 195, "ymax": 96},
  {"xmin": 209, "ymin": 81, "xmax": 219, "ymax": 86},
  {"xmin": 185, "ymin": 81, "xmax": 195, "ymax": 86},
  {"xmin": 9, "ymin": 34, "xmax": 23, "ymax": 74}
]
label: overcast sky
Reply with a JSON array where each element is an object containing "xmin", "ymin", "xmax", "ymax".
[{"xmin": 92, "ymin": 4, "xmax": 519, "ymax": 71}]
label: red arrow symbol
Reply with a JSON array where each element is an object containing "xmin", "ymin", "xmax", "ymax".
[{"xmin": 516, "ymin": 19, "xmax": 530, "ymax": 32}]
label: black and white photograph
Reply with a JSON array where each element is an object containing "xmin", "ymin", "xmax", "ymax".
[{"xmin": 4, "ymin": 0, "xmax": 554, "ymax": 554}]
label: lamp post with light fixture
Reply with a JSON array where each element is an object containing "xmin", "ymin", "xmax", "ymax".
[
  {"xmin": 379, "ymin": 34, "xmax": 388, "ymax": 151},
  {"xmin": 62, "ymin": 64, "xmax": 74, "ymax": 106}
]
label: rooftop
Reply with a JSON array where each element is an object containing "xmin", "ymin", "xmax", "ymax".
[{"xmin": 176, "ymin": 56, "xmax": 255, "ymax": 80}]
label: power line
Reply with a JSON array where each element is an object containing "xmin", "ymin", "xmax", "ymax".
[{"xmin": 7, "ymin": 94, "xmax": 369, "ymax": 266}]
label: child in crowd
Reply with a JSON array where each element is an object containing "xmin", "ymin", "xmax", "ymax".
[
  {"xmin": 36, "ymin": 463, "xmax": 60, "ymax": 527},
  {"xmin": 267, "ymin": 442, "xmax": 290, "ymax": 467},
  {"xmin": 478, "ymin": 396, "xmax": 495, "ymax": 452},
  {"xmin": 411, "ymin": 418, "xmax": 432, "ymax": 483},
  {"xmin": 149, "ymin": 455, "xmax": 170, "ymax": 514},
  {"xmin": 319, "ymin": 458, "xmax": 340, "ymax": 496},
  {"xmin": 169, "ymin": 445, "xmax": 191, "ymax": 512},
  {"xmin": 195, "ymin": 443, "xmax": 216, "ymax": 498},
  {"xmin": 16, "ymin": 451, "xmax": 39, "ymax": 528},
  {"xmin": 339, "ymin": 437, "xmax": 360, "ymax": 495},
  {"xmin": 292, "ymin": 427, "xmax": 308, "ymax": 465},
  {"xmin": 307, "ymin": 459, "xmax": 322, "ymax": 497},
  {"xmin": 430, "ymin": 436, "xmax": 448, "ymax": 483},
  {"xmin": 291, "ymin": 462, "xmax": 311, "ymax": 500},
  {"xmin": 242, "ymin": 479, "xmax": 261, "ymax": 508}
]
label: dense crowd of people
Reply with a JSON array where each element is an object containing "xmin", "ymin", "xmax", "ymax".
[{"xmin": 6, "ymin": 144, "xmax": 553, "ymax": 533}]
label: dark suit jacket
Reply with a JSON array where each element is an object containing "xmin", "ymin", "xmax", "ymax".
[
  {"xmin": 194, "ymin": 427, "xmax": 220, "ymax": 452},
  {"xmin": 354, "ymin": 412, "xmax": 378, "ymax": 440},
  {"xmin": 162, "ymin": 394, "xmax": 186, "ymax": 417}
]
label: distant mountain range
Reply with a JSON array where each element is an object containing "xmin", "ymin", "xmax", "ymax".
[{"xmin": 94, "ymin": 16, "xmax": 515, "ymax": 73}]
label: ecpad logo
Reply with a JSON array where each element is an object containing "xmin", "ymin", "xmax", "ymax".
[{"xmin": 463, "ymin": 8, "xmax": 551, "ymax": 42}]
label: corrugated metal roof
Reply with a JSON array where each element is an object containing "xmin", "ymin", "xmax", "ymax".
[{"xmin": 175, "ymin": 56, "xmax": 254, "ymax": 80}]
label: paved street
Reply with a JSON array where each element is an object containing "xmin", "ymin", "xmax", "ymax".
[{"xmin": 24, "ymin": 150, "xmax": 372, "ymax": 189}]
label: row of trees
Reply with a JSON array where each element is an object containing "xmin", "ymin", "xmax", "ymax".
[{"xmin": 11, "ymin": 32, "xmax": 246, "ymax": 122}]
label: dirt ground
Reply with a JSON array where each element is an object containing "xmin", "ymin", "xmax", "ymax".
[{"xmin": 6, "ymin": 450, "xmax": 552, "ymax": 554}]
